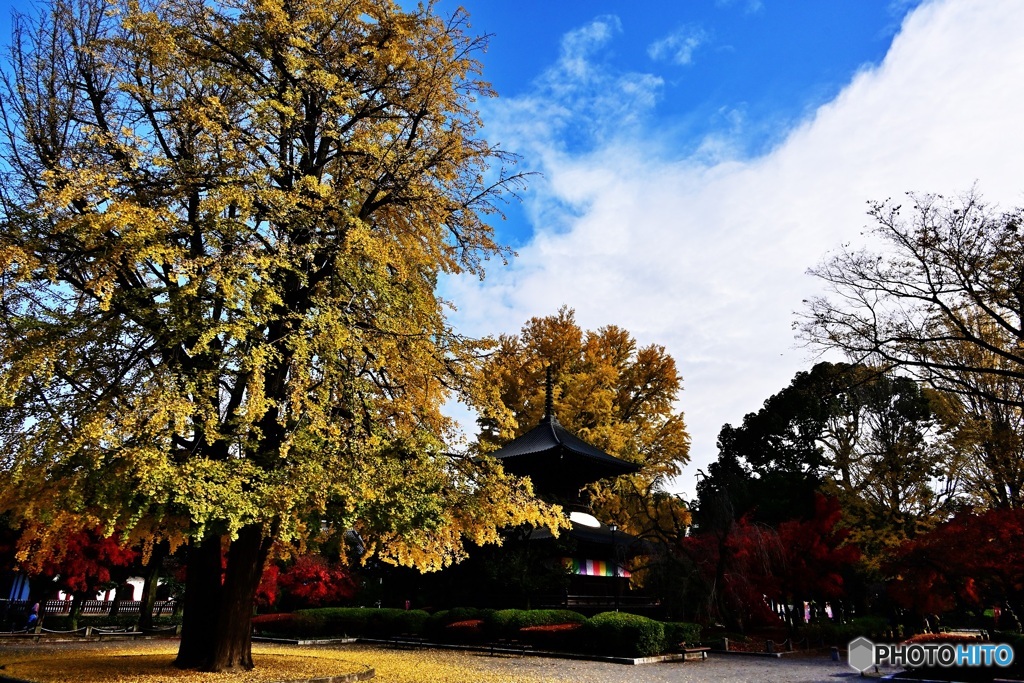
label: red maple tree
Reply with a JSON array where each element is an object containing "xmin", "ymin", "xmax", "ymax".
[
  {"xmin": 776, "ymin": 495, "xmax": 860, "ymax": 602},
  {"xmin": 685, "ymin": 494, "xmax": 859, "ymax": 631},
  {"xmin": 257, "ymin": 554, "xmax": 355, "ymax": 610},
  {"xmin": 887, "ymin": 507, "xmax": 1024, "ymax": 618},
  {"xmin": 36, "ymin": 529, "xmax": 138, "ymax": 597},
  {"xmin": 27, "ymin": 528, "xmax": 138, "ymax": 627}
]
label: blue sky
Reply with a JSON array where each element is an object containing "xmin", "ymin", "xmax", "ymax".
[
  {"xmin": 3, "ymin": 0, "xmax": 1022, "ymax": 499},
  {"xmin": 438, "ymin": 0, "xmax": 925, "ymax": 248},
  {"xmin": 437, "ymin": 0, "xmax": 1024, "ymax": 498},
  {"xmin": 460, "ymin": 2, "xmax": 914, "ymax": 152}
]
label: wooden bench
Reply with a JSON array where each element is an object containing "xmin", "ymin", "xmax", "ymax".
[{"xmin": 683, "ymin": 646, "xmax": 710, "ymax": 661}]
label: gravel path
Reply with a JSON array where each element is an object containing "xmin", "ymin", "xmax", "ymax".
[
  {"xmin": 0, "ymin": 639, "xmax": 904, "ymax": 683},
  {"xmin": 460, "ymin": 651, "xmax": 900, "ymax": 683}
]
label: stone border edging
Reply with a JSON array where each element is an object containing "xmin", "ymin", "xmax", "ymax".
[
  {"xmin": 709, "ymin": 649, "xmax": 783, "ymax": 658},
  {"xmin": 774, "ymin": 647, "xmax": 836, "ymax": 658},
  {"xmin": 266, "ymin": 663, "xmax": 374, "ymax": 683},
  {"xmin": 355, "ymin": 638, "xmax": 689, "ymax": 665}
]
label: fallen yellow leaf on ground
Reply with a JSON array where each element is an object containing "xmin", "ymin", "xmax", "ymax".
[{"xmin": 0, "ymin": 642, "xmax": 548, "ymax": 683}]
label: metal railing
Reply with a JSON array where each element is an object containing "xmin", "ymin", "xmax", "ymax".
[{"xmin": 0, "ymin": 598, "xmax": 176, "ymax": 617}]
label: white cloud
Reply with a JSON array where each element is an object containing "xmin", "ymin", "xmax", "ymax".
[
  {"xmin": 483, "ymin": 15, "xmax": 662, "ymax": 157},
  {"xmin": 445, "ymin": 0, "xmax": 1024, "ymax": 499},
  {"xmin": 648, "ymin": 25, "xmax": 709, "ymax": 66},
  {"xmin": 715, "ymin": 0, "xmax": 765, "ymax": 15},
  {"xmin": 559, "ymin": 14, "xmax": 621, "ymax": 78}
]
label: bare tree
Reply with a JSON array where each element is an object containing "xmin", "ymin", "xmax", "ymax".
[{"xmin": 800, "ymin": 189, "xmax": 1024, "ymax": 409}]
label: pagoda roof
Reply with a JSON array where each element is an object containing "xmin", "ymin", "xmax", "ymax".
[
  {"xmin": 489, "ymin": 366, "xmax": 640, "ymax": 492},
  {"xmin": 490, "ymin": 414, "xmax": 640, "ymax": 487},
  {"xmin": 490, "ymin": 415, "xmax": 634, "ymax": 468}
]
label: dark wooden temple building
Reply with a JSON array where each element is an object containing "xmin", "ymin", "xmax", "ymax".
[
  {"xmin": 485, "ymin": 373, "xmax": 651, "ymax": 611},
  {"xmin": 377, "ymin": 372, "xmax": 656, "ymax": 613}
]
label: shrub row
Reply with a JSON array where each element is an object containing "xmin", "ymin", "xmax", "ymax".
[
  {"xmin": 252, "ymin": 608, "xmax": 430, "ymax": 639},
  {"xmin": 491, "ymin": 609, "xmax": 588, "ymax": 637},
  {"xmin": 255, "ymin": 607, "xmax": 699, "ymax": 657},
  {"xmin": 292, "ymin": 607, "xmax": 429, "ymax": 638},
  {"xmin": 586, "ymin": 612, "xmax": 664, "ymax": 657},
  {"xmin": 509, "ymin": 613, "xmax": 689, "ymax": 656},
  {"xmin": 993, "ymin": 630, "xmax": 1024, "ymax": 675},
  {"xmin": 424, "ymin": 607, "xmax": 495, "ymax": 640},
  {"xmin": 662, "ymin": 620, "xmax": 702, "ymax": 647}
]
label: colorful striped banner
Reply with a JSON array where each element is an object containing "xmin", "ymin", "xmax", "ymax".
[{"xmin": 562, "ymin": 558, "xmax": 630, "ymax": 577}]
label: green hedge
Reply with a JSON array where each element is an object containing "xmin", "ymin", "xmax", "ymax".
[
  {"xmin": 585, "ymin": 612, "xmax": 665, "ymax": 657},
  {"xmin": 251, "ymin": 612, "xmax": 298, "ymax": 637},
  {"xmin": 662, "ymin": 621, "xmax": 701, "ymax": 648},
  {"xmin": 424, "ymin": 607, "xmax": 494, "ymax": 637},
  {"xmin": 290, "ymin": 607, "xmax": 429, "ymax": 638},
  {"xmin": 255, "ymin": 606, "xmax": 698, "ymax": 657},
  {"xmin": 516, "ymin": 622, "xmax": 585, "ymax": 650},
  {"xmin": 489, "ymin": 609, "xmax": 586, "ymax": 639},
  {"xmin": 993, "ymin": 631, "xmax": 1024, "ymax": 649},
  {"xmin": 423, "ymin": 608, "xmax": 586, "ymax": 642}
]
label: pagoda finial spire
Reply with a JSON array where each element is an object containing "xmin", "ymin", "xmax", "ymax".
[{"xmin": 543, "ymin": 365, "xmax": 557, "ymax": 424}]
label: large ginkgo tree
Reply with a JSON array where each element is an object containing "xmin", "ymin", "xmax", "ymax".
[{"xmin": 0, "ymin": 0, "xmax": 563, "ymax": 671}]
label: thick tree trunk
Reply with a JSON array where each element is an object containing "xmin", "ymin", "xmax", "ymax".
[
  {"xmin": 209, "ymin": 524, "xmax": 272, "ymax": 671},
  {"xmin": 175, "ymin": 524, "xmax": 272, "ymax": 672},
  {"xmin": 175, "ymin": 533, "xmax": 224, "ymax": 669}
]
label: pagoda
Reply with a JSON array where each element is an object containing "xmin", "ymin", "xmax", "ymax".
[
  {"xmin": 488, "ymin": 369, "xmax": 647, "ymax": 609},
  {"xmin": 376, "ymin": 369, "xmax": 656, "ymax": 612}
]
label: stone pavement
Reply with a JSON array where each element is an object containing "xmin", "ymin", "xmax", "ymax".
[
  {"xmin": 0, "ymin": 638, "xmax": 903, "ymax": 682},
  {"xmin": 464, "ymin": 651, "xmax": 900, "ymax": 683}
]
